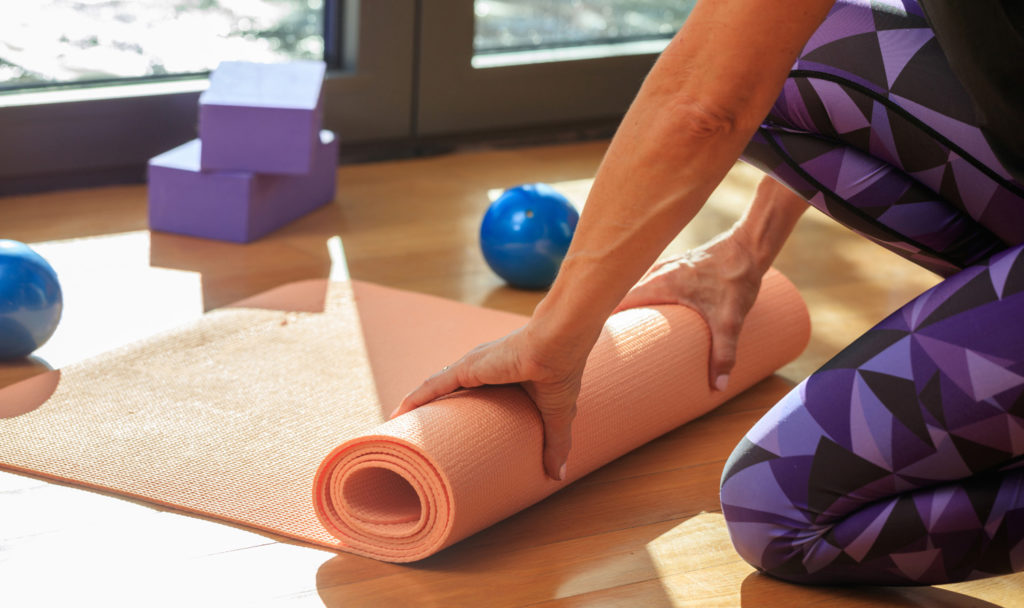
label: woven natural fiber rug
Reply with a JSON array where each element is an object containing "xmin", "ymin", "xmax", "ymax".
[{"xmin": 0, "ymin": 272, "xmax": 808, "ymax": 562}]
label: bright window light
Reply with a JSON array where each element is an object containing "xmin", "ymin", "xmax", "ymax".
[
  {"xmin": 474, "ymin": 0, "xmax": 693, "ymax": 56},
  {"xmin": 0, "ymin": 0, "xmax": 324, "ymax": 90}
]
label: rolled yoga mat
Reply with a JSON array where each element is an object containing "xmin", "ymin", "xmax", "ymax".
[{"xmin": 0, "ymin": 271, "xmax": 809, "ymax": 562}]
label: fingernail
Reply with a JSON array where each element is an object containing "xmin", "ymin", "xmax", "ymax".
[
  {"xmin": 715, "ymin": 374, "xmax": 729, "ymax": 392},
  {"xmin": 558, "ymin": 463, "xmax": 567, "ymax": 481}
]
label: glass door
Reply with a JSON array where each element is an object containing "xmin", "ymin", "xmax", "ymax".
[
  {"xmin": 475, "ymin": 0, "xmax": 691, "ymax": 59},
  {"xmin": 416, "ymin": 0, "xmax": 692, "ymax": 136}
]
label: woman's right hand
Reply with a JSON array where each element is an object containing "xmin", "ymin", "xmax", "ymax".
[{"xmin": 391, "ymin": 319, "xmax": 596, "ymax": 482}]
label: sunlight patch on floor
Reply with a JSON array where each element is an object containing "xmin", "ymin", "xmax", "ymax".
[{"xmin": 31, "ymin": 231, "xmax": 203, "ymax": 368}]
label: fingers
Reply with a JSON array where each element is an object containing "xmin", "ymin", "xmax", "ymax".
[
  {"xmin": 390, "ymin": 337, "xmax": 518, "ymax": 419},
  {"xmin": 389, "ymin": 329, "xmax": 586, "ymax": 484},
  {"xmin": 397, "ymin": 368, "xmax": 579, "ymax": 482},
  {"xmin": 390, "ymin": 364, "xmax": 463, "ymax": 419}
]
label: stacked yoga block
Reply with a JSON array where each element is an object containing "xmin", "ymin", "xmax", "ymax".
[{"xmin": 148, "ymin": 61, "xmax": 338, "ymax": 243}]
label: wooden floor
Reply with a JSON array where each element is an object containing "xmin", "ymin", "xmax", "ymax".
[{"xmin": 1, "ymin": 141, "xmax": 1022, "ymax": 607}]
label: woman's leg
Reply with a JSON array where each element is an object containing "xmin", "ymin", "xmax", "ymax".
[
  {"xmin": 722, "ymin": 0, "xmax": 1024, "ymax": 585},
  {"xmin": 721, "ymin": 244, "xmax": 1024, "ymax": 584},
  {"xmin": 742, "ymin": 0, "xmax": 1024, "ymax": 277}
]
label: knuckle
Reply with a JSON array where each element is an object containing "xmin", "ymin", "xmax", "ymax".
[{"xmin": 454, "ymin": 366, "xmax": 478, "ymax": 389}]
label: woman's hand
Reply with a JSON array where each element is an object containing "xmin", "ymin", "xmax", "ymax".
[
  {"xmin": 390, "ymin": 322, "xmax": 595, "ymax": 482},
  {"xmin": 614, "ymin": 232, "xmax": 763, "ymax": 392},
  {"xmin": 614, "ymin": 176, "xmax": 809, "ymax": 390}
]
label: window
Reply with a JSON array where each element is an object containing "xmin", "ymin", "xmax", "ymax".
[
  {"xmin": 0, "ymin": 0, "xmax": 413, "ymax": 193},
  {"xmin": 474, "ymin": 0, "xmax": 692, "ymax": 58},
  {"xmin": 0, "ymin": 0, "xmax": 325, "ymax": 90},
  {"xmin": 0, "ymin": 0, "xmax": 689, "ymax": 193}
]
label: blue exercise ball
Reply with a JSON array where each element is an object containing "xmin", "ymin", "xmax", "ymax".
[
  {"xmin": 0, "ymin": 240, "xmax": 63, "ymax": 359},
  {"xmin": 480, "ymin": 183, "xmax": 579, "ymax": 290}
]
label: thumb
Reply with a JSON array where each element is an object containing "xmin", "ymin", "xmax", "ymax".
[
  {"xmin": 535, "ymin": 402, "xmax": 576, "ymax": 481},
  {"xmin": 706, "ymin": 313, "xmax": 741, "ymax": 392}
]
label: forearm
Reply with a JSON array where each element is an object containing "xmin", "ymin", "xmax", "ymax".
[
  {"xmin": 533, "ymin": 101, "xmax": 751, "ymax": 346},
  {"xmin": 531, "ymin": 0, "xmax": 833, "ymax": 349}
]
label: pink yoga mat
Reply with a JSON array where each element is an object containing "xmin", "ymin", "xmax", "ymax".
[{"xmin": 0, "ymin": 272, "xmax": 809, "ymax": 562}]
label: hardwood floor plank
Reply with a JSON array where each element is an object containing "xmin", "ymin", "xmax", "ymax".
[{"xmin": 1, "ymin": 141, "xmax": 1022, "ymax": 606}]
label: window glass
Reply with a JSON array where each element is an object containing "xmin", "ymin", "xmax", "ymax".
[
  {"xmin": 0, "ymin": 0, "xmax": 324, "ymax": 89},
  {"xmin": 474, "ymin": 0, "xmax": 694, "ymax": 54}
]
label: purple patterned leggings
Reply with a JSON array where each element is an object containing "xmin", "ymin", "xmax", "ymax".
[{"xmin": 720, "ymin": 0, "xmax": 1024, "ymax": 584}]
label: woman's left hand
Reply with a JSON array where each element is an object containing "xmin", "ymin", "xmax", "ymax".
[{"xmin": 613, "ymin": 232, "xmax": 763, "ymax": 392}]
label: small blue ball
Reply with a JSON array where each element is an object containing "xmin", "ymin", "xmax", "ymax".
[
  {"xmin": 0, "ymin": 240, "xmax": 63, "ymax": 359},
  {"xmin": 480, "ymin": 183, "xmax": 579, "ymax": 290}
]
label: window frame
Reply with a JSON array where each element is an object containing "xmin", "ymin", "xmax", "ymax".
[{"xmin": 0, "ymin": 0, "xmax": 416, "ymax": 194}]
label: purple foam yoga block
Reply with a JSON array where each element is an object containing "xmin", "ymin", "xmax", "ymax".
[
  {"xmin": 199, "ymin": 60, "xmax": 326, "ymax": 175},
  {"xmin": 148, "ymin": 131, "xmax": 338, "ymax": 243}
]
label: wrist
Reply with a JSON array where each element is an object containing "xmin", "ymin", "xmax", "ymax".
[
  {"xmin": 730, "ymin": 220, "xmax": 776, "ymax": 277},
  {"xmin": 530, "ymin": 286, "xmax": 605, "ymax": 354},
  {"xmin": 730, "ymin": 177, "xmax": 807, "ymax": 275}
]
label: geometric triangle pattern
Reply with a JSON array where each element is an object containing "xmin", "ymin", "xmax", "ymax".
[
  {"xmin": 722, "ymin": 242, "xmax": 1024, "ymax": 585},
  {"xmin": 741, "ymin": 0, "xmax": 1024, "ymax": 278},
  {"xmin": 725, "ymin": 0, "xmax": 1024, "ymax": 583}
]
